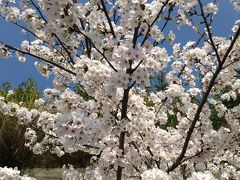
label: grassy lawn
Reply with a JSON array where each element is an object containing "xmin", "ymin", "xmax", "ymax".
[{"xmin": 22, "ymin": 168, "xmax": 85, "ymax": 179}]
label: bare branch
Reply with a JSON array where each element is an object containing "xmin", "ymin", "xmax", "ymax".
[
  {"xmin": 133, "ymin": 23, "xmax": 141, "ymax": 49},
  {"xmin": 29, "ymin": 0, "xmax": 47, "ymax": 23},
  {"xmin": 117, "ymin": 88, "xmax": 130, "ymax": 180}
]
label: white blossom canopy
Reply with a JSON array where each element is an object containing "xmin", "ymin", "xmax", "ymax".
[{"xmin": 0, "ymin": 0, "xmax": 240, "ymax": 179}]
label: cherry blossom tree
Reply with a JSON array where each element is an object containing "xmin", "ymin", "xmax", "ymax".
[{"xmin": 0, "ymin": 0, "xmax": 240, "ymax": 179}]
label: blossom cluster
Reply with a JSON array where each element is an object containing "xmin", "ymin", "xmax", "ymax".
[
  {"xmin": 0, "ymin": 166, "xmax": 83, "ymax": 180},
  {"xmin": 0, "ymin": 167, "xmax": 34, "ymax": 180}
]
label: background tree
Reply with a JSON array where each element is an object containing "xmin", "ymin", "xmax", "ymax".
[{"xmin": 0, "ymin": 79, "xmax": 91, "ymax": 169}]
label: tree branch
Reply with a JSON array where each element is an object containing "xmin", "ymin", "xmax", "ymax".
[
  {"xmin": 30, "ymin": 0, "xmax": 75, "ymax": 65},
  {"xmin": 140, "ymin": 0, "xmax": 169, "ymax": 47},
  {"xmin": 198, "ymin": 0, "xmax": 221, "ymax": 63},
  {"xmin": 74, "ymin": 25, "xmax": 118, "ymax": 72},
  {"xmin": 1, "ymin": 42, "xmax": 76, "ymax": 76},
  {"xmin": 100, "ymin": 0, "xmax": 116, "ymax": 38},
  {"xmin": 117, "ymin": 88, "xmax": 130, "ymax": 180},
  {"xmin": 168, "ymin": 25, "xmax": 240, "ymax": 173}
]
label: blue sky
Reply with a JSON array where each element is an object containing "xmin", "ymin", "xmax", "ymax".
[
  {"xmin": 0, "ymin": 16, "xmax": 53, "ymax": 90},
  {"xmin": 0, "ymin": 1, "xmax": 239, "ymax": 89}
]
